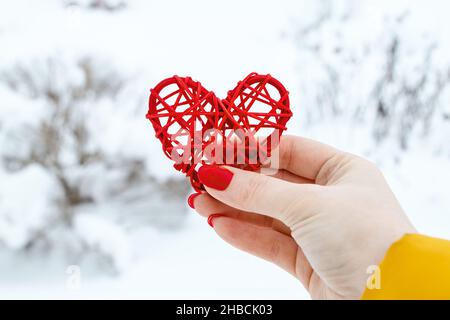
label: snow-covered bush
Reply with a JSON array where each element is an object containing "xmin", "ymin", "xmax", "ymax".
[
  {"xmin": 0, "ymin": 54, "xmax": 188, "ymax": 273},
  {"xmin": 292, "ymin": 0, "xmax": 450, "ymax": 154},
  {"xmin": 63, "ymin": 0, "xmax": 127, "ymax": 11}
]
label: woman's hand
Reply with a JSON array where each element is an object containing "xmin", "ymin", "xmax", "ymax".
[{"xmin": 189, "ymin": 135, "xmax": 416, "ymax": 299}]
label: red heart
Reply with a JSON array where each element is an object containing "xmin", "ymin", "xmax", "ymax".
[{"xmin": 146, "ymin": 73, "xmax": 292, "ymax": 191}]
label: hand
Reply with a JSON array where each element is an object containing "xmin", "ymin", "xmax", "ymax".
[{"xmin": 189, "ymin": 135, "xmax": 416, "ymax": 299}]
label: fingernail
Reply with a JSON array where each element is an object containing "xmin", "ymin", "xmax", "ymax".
[
  {"xmin": 207, "ymin": 214, "xmax": 225, "ymax": 228},
  {"xmin": 198, "ymin": 165, "xmax": 233, "ymax": 191},
  {"xmin": 187, "ymin": 192, "xmax": 201, "ymax": 209}
]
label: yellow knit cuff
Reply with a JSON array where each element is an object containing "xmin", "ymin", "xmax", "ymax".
[{"xmin": 362, "ymin": 234, "xmax": 450, "ymax": 300}]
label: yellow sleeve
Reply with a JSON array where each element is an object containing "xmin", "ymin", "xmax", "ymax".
[{"xmin": 362, "ymin": 234, "xmax": 450, "ymax": 300}]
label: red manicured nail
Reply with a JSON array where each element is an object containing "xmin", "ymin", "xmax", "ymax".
[
  {"xmin": 187, "ymin": 192, "xmax": 201, "ymax": 209},
  {"xmin": 198, "ymin": 165, "xmax": 233, "ymax": 191},
  {"xmin": 207, "ymin": 214, "xmax": 226, "ymax": 228}
]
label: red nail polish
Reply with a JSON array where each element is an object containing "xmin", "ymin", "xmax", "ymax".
[
  {"xmin": 198, "ymin": 165, "xmax": 233, "ymax": 191},
  {"xmin": 187, "ymin": 192, "xmax": 201, "ymax": 209},
  {"xmin": 207, "ymin": 214, "xmax": 225, "ymax": 228}
]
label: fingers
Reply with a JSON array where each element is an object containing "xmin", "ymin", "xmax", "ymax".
[
  {"xmin": 192, "ymin": 192, "xmax": 291, "ymax": 235},
  {"xmin": 198, "ymin": 165, "xmax": 321, "ymax": 223},
  {"xmin": 261, "ymin": 168, "xmax": 314, "ymax": 184},
  {"xmin": 271, "ymin": 135, "xmax": 341, "ymax": 182},
  {"xmin": 212, "ymin": 216, "xmax": 299, "ymax": 278}
]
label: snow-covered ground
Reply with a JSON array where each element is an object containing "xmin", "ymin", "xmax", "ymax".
[{"xmin": 0, "ymin": 0, "xmax": 449, "ymax": 299}]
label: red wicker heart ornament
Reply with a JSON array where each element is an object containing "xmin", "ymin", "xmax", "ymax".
[{"xmin": 146, "ymin": 73, "xmax": 292, "ymax": 191}]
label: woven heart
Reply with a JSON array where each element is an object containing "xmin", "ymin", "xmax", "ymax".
[{"xmin": 146, "ymin": 73, "xmax": 292, "ymax": 191}]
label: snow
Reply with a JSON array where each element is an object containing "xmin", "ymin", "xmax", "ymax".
[
  {"xmin": 2, "ymin": 214, "xmax": 303, "ymax": 299},
  {"xmin": 0, "ymin": 165, "xmax": 61, "ymax": 249},
  {"xmin": 73, "ymin": 212, "xmax": 133, "ymax": 272},
  {"xmin": 0, "ymin": 0, "xmax": 449, "ymax": 299}
]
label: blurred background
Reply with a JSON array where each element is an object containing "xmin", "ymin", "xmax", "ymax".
[{"xmin": 0, "ymin": 0, "xmax": 449, "ymax": 299}]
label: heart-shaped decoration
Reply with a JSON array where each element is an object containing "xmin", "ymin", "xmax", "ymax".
[{"xmin": 146, "ymin": 73, "xmax": 292, "ymax": 191}]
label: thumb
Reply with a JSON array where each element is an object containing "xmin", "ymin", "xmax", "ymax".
[{"xmin": 197, "ymin": 165, "xmax": 320, "ymax": 224}]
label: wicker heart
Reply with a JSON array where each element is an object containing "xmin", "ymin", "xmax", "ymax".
[{"xmin": 146, "ymin": 73, "xmax": 292, "ymax": 191}]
